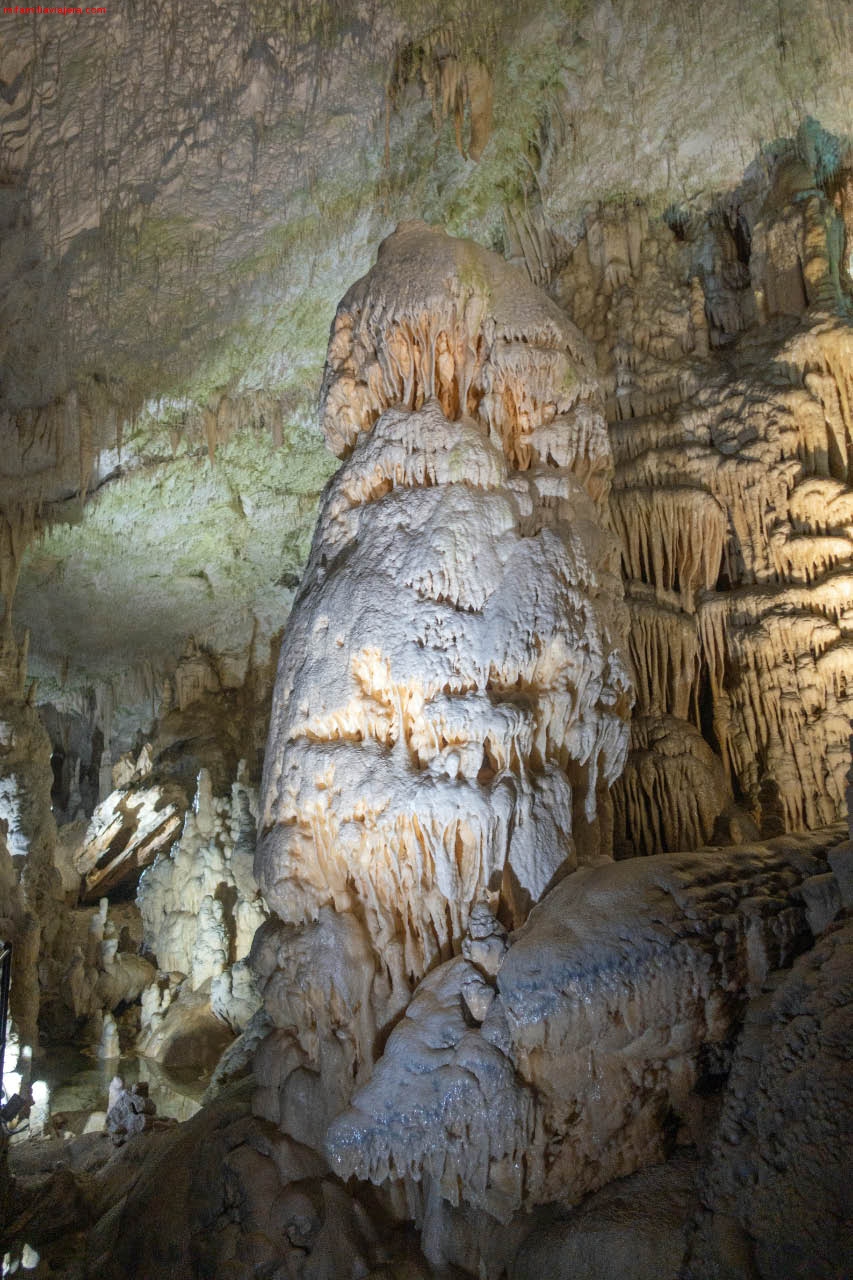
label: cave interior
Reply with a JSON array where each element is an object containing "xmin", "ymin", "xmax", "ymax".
[{"xmin": 0, "ymin": 2, "xmax": 851, "ymax": 1277}]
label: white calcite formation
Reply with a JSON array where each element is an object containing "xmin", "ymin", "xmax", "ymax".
[
  {"xmin": 326, "ymin": 826, "xmax": 846, "ymax": 1252},
  {"xmin": 137, "ymin": 766, "xmax": 266, "ymax": 1053},
  {"xmin": 75, "ymin": 786, "xmax": 184, "ymax": 900},
  {"xmin": 74, "ymin": 747, "xmax": 187, "ymax": 901},
  {"xmin": 257, "ymin": 224, "xmax": 631, "ymax": 1009},
  {"xmin": 684, "ymin": 315, "xmax": 853, "ymax": 836},
  {"xmin": 251, "ymin": 908, "xmax": 381, "ymax": 1146},
  {"xmin": 105, "ymin": 1079, "xmax": 157, "ymax": 1146},
  {"xmin": 64, "ymin": 896, "xmax": 155, "ymax": 1042}
]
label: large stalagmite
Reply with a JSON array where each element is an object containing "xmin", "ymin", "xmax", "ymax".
[{"xmin": 254, "ymin": 223, "xmax": 632, "ymax": 1128}]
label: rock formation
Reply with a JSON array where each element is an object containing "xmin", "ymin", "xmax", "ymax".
[
  {"xmin": 0, "ymin": 6, "xmax": 852, "ymax": 1274},
  {"xmin": 0, "ymin": 630, "xmax": 71, "ymax": 1048},
  {"xmin": 138, "ymin": 767, "xmax": 264, "ymax": 989},
  {"xmin": 254, "ymin": 222, "xmax": 632, "ymax": 1135},
  {"xmin": 62, "ymin": 896, "xmax": 154, "ymax": 1050},
  {"xmin": 683, "ymin": 914, "xmax": 853, "ymax": 1280},
  {"xmin": 554, "ymin": 140, "xmax": 853, "ymax": 856},
  {"xmin": 326, "ymin": 828, "xmax": 846, "ymax": 1257},
  {"xmin": 245, "ymin": 193, "xmax": 853, "ymax": 1266},
  {"xmin": 75, "ymin": 775, "xmax": 186, "ymax": 903},
  {"xmin": 136, "ymin": 764, "xmax": 267, "ymax": 1063}
]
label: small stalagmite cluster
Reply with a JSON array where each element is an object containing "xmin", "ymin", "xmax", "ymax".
[
  {"xmin": 136, "ymin": 765, "xmax": 267, "ymax": 1061},
  {"xmin": 254, "ymin": 221, "xmax": 633, "ymax": 1125}
]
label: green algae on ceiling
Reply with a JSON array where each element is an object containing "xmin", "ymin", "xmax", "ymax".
[
  {"xmin": 14, "ymin": 421, "xmax": 335, "ymax": 686},
  {"xmin": 4, "ymin": 0, "xmax": 853, "ymax": 698}
]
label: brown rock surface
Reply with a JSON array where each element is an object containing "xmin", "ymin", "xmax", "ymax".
[{"xmin": 684, "ymin": 916, "xmax": 853, "ymax": 1280}]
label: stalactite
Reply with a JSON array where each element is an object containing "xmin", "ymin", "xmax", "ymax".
[
  {"xmin": 612, "ymin": 715, "xmax": 731, "ymax": 857},
  {"xmin": 557, "ymin": 180, "xmax": 853, "ymax": 852},
  {"xmin": 626, "ymin": 591, "xmax": 700, "ymax": 720},
  {"xmin": 386, "ymin": 25, "xmax": 494, "ymax": 164},
  {"xmin": 609, "ymin": 486, "xmax": 725, "ymax": 608}
]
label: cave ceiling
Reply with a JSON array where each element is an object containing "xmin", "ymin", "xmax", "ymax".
[{"xmin": 1, "ymin": 0, "xmax": 852, "ymax": 712}]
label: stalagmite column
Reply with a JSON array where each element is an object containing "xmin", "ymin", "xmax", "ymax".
[{"xmin": 253, "ymin": 223, "xmax": 632, "ymax": 1136}]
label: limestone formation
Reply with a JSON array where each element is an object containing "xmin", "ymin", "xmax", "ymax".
[
  {"xmin": 0, "ymin": 631, "xmax": 71, "ymax": 1046},
  {"xmin": 250, "ymin": 908, "xmax": 382, "ymax": 1147},
  {"xmin": 5, "ymin": 1079, "xmax": 436, "ymax": 1280},
  {"xmin": 554, "ymin": 149, "xmax": 853, "ymax": 855},
  {"xmin": 138, "ymin": 768, "xmax": 265, "ymax": 984},
  {"xmin": 59, "ymin": 897, "xmax": 154, "ymax": 1055},
  {"xmin": 510, "ymin": 1155, "xmax": 699, "ymax": 1280},
  {"xmin": 684, "ymin": 916, "xmax": 853, "ymax": 1280},
  {"xmin": 0, "ymin": 813, "xmax": 38, "ymax": 1055},
  {"xmin": 259, "ymin": 220, "xmax": 630, "ymax": 945},
  {"xmin": 1, "ymin": 6, "xmax": 853, "ymax": 1275},
  {"xmin": 75, "ymin": 777, "xmax": 186, "ymax": 902},
  {"xmin": 326, "ymin": 827, "xmax": 845, "ymax": 1247},
  {"xmin": 255, "ymin": 225, "xmax": 632, "ymax": 1142},
  {"xmin": 136, "ymin": 766, "xmax": 267, "ymax": 1056}
]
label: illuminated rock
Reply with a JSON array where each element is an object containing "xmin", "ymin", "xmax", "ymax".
[
  {"xmin": 136, "ymin": 766, "xmax": 267, "ymax": 1057},
  {"xmin": 75, "ymin": 781, "xmax": 186, "ymax": 902},
  {"xmin": 138, "ymin": 766, "xmax": 266, "ymax": 986},
  {"xmin": 63, "ymin": 897, "xmax": 155, "ymax": 1043},
  {"xmin": 326, "ymin": 826, "xmax": 845, "ymax": 1234},
  {"xmin": 555, "ymin": 177, "xmax": 853, "ymax": 853},
  {"xmin": 256, "ymin": 224, "xmax": 632, "ymax": 1034}
]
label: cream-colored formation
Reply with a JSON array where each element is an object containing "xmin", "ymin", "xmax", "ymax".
[
  {"xmin": 326, "ymin": 826, "xmax": 845, "ymax": 1241},
  {"xmin": 555, "ymin": 148, "xmax": 853, "ymax": 855},
  {"xmin": 257, "ymin": 224, "xmax": 632, "ymax": 1020},
  {"xmin": 75, "ymin": 775, "xmax": 185, "ymax": 902},
  {"xmin": 63, "ymin": 897, "xmax": 155, "ymax": 1049},
  {"xmin": 136, "ymin": 766, "xmax": 267, "ymax": 1056}
]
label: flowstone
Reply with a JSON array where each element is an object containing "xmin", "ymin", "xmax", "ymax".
[{"xmin": 326, "ymin": 826, "xmax": 847, "ymax": 1267}]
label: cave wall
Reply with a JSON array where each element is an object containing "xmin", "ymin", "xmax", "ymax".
[{"xmin": 554, "ymin": 132, "xmax": 853, "ymax": 853}]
